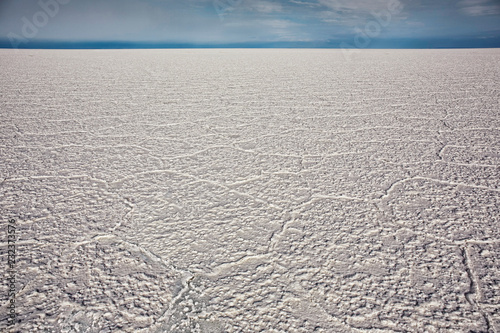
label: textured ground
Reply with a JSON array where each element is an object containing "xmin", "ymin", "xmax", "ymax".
[{"xmin": 0, "ymin": 49, "xmax": 499, "ymax": 332}]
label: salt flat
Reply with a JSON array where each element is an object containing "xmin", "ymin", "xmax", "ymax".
[{"xmin": 0, "ymin": 49, "xmax": 499, "ymax": 332}]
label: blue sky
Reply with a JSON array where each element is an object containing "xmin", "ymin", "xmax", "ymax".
[{"xmin": 1, "ymin": 0, "xmax": 499, "ymax": 48}]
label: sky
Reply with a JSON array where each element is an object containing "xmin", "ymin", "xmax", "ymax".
[{"xmin": 0, "ymin": 0, "xmax": 499, "ymax": 48}]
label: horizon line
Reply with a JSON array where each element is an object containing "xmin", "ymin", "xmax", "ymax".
[{"xmin": 2, "ymin": 39, "xmax": 500, "ymax": 50}]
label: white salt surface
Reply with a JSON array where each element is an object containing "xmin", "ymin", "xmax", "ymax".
[{"xmin": 1, "ymin": 49, "xmax": 499, "ymax": 332}]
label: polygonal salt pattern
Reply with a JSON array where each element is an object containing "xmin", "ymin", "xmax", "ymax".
[{"xmin": 1, "ymin": 49, "xmax": 499, "ymax": 332}]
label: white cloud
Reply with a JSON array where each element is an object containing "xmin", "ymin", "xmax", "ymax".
[
  {"xmin": 245, "ymin": 0, "xmax": 283, "ymax": 13},
  {"xmin": 317, "ymin": 0, "xmax": 406, "ymax": 25},
  {"xmin": 289, "ymin": 0, "xmax": 321, "ymax": 7},
  {"xmin": 458, "ymin": 0, "xmax": 500, "ymax": 16},
  {"xmin": 318, "ymin": 0, "xmax": 393, "ymax": 13}
]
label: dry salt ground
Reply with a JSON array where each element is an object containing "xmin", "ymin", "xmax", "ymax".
[{"xmin": 0, "ymin": 49, "xmax": 499, "ymax": 332}]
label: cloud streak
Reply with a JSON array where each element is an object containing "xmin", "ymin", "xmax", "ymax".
[{"xmin": 458, "ymin": 0, "xmax": 500, "ymax": 16}]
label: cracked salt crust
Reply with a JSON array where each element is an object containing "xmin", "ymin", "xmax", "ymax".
[{"xmin": 0, "ymin": 49, "xmax": 499, "ymax": 332}]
